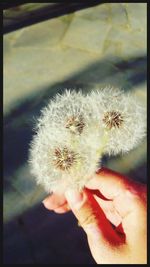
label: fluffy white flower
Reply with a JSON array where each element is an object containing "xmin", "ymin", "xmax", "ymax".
[
  {"xmin": 29, "ymin": 127, "xmax": 101, "ymax": 194},
  {"xmin": 29, "ymin": 88, "xmax": 146, "ymax": 194},
  {"xmin": 29, "ymin": 90, "xmax": 102, "ymax": 193},
  {"xmin": 89, "ymin": 87, "xmax": 146, "ymax": 155},
  {"xmin": 35, "ymin": 90, "xmax": 95, "ymax": 136}
]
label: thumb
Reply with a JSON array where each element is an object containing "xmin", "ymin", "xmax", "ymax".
[{"xmin": 65, "ymin": 188, "xmax": 123, "ymax": 245}]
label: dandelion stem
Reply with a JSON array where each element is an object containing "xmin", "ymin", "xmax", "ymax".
[{"xmin": 96, "ymin": 130, "xmax": 109, "ymax": 157}]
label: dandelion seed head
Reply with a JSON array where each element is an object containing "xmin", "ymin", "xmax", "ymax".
[
  {"xmin": 35, "ymin": 90, "xmax": 92, "ymax": 136},
  {"xmin": 29, "ymin": 90, "xmax": 102, "ymax": 193},
  {"xmin": 29, "ymin": 87, "xmax": 146, "ymax": 193},
  {"xmin": 89, "ymin": 87, "xmax": 146, "ymax": 155},
  {"xmin": 29, "ymin": 129, "xmax": 101, "ymax": 193}
]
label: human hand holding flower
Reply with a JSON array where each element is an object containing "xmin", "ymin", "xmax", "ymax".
[
  {"xmin": 43, "ymin": 168, "xmax": 147, "ymax": 264},
  {"xmin": 30, "ymin": 89, "xmax": 146, "ymax": 264}
]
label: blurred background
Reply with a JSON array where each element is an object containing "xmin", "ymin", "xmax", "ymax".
[{"xmin": 3, "ymin": 2, "xmax": 147, "ymax": 264}]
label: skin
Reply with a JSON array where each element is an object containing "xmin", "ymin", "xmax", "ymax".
[{"xmin": 43, "ymin": 167, "xmax": 147, "ymax": 264}]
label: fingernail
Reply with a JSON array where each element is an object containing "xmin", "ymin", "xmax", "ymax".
[
  {"xmin": 65, "ymin": 190, "xmax": 84, "ymax": 210},
  {"xmin": 42, "ymin": 199, "xmax": 46, "ymax": 205}
]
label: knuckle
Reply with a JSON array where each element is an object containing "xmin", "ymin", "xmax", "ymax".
[{"xmin": 79, "ymin": 209, "xmax": 98, "ymax": 227}]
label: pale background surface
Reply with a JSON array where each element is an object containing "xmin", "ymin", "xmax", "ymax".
[{"xmin": 4, "ymin": 3, "xmax": 147, "ymax": 264}]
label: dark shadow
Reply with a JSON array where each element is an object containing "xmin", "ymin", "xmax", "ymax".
[
  {"xmin": 3, "ymin": 202, "xmax": 96, "ymax": 264},
  {"xmin": 3, "ymin": 1, "xmax": 103, "ymax": 34},
  {"xmin": 115, "ymin": 56, "xmax": 147, "ymax": 86}
]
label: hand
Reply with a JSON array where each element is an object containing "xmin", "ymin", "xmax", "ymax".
[{"xmin": 43, "ymin": 167, "xmax": 147, "ymax": 264}]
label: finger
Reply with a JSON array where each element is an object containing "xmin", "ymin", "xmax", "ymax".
[
  {"xmin": 86, "ymin": 167, "xmax": 136, "ymax": 200},
  {"xmin": 65, "ymin": 188, "xmax": 124, "ymax": 246},
  {"xmin": 94, "ymin": 195, "xmax": 122, "ymax": 227},
  {"xmin": 42, "ymin": 193, "xmax": 67, "ymax": 210},
  {"xmin": 88, "ymin": 188, "xmax": 111, "ymax": 200},
  {"xmin": 122, "ymin": 199, "xmax": 147, "ymax": 246},
  {"xmin": 85, "ymin": 188, "xmax": 122, "ymax": 227},
  {"xmin": 54, "ymin": 203, "xmax": 70, "ymax": 214}
]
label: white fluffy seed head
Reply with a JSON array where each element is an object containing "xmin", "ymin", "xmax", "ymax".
[
  {"xmin": 29, "ymin": 128, "xmax": 102, "ymax": 194},
  {"xmin": 88, "ymin": 87, "xmax": 146, "ymax": 155},
  {"xmin": 29, "ymin": 88, "xmax": 146, "ymax": 193},
  {"xmin": 36, "ymin": 90, "xmax": 94, "ymax": 134},
  {"xmin": 29, "ymin": 90, "xmax": 102, "ymax": 194}
]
